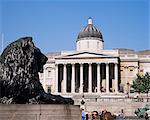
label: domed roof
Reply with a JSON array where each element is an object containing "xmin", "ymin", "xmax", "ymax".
[{"xmin": 77, "ymin": 17, "xmax": 103, "ymax": 40}]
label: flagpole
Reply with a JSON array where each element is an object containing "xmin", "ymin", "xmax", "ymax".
[{"xmin": 1, "ymin": 32, "xmax": 4, "ymax": 54}]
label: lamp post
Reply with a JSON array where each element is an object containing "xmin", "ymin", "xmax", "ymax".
[
  {"xmin": 80, "ymin": 83, "xmax": 85, "ymax": 109},
  {"xmin": 127, "ymin": 82, "xmax": 130, "ymax": 98},
  {"xmin": 1, "ymin": 32, "xmax": 4, "ymax": 54}
]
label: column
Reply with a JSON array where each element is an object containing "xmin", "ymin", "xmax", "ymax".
[
  {"xmin": 97, "ymin": 63, "xmax": 101, "ymax": 93},
  {"xmin": 106, "ymin": 63, "xmax": 109, "ymax": 93},
  {"xmin": 135, "ymin": 66, "xmax": 139, "ymax": 76},
  {"xmin": 89, "ymin": 63, "xmax": 92, "ymax": 93},
  {"xmin": 80, "ymin": 63, "xmax": 83, "ymax": 93},
  {"xmin": 63, "ymin": 64, "xmax": 67, "ymax": 93},
  {"xmin": 71, "ymin": 63, "xmax": 75, "ymax": 93},
  {"xmin": 55, "ymin": 64, "xmax": 58, "ymax": 94},
  {"xmin": 125, "ymin": 66, "xmax": 128, "ymax": 92},
  {"xmin": 115, "ymin": 63, "xmax": 119, "ymax": 93}
]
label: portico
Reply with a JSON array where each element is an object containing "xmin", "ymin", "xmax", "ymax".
[{"xmin": 55, "ymin": 52, "xmax": 119, "ymax": 94}]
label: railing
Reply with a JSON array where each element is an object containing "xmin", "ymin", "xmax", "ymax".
[
  {"xmin": 74, "ymin": 96, "xmax": 150, "ymax": 103},
  {"xmin": 98, "ymin": 97, "xmax": 150, "ymax": 103},
  {"xmin": 115, "ymin": 117, "xmax": 145, "ymax": 120}
]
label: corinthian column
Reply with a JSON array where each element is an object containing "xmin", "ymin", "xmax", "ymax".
[
  {"xmin": 89, "ymin": 63, "xmax": 92, "ymax": 93},
  {"xmin": 115, "ymin": 63, "xmax": 119, "ymax": 93},
  {"xmin": 80, "ymin": 63, "xmax": 83, "ymax": 93},
  {"xmin": 55, "ymin": 64, "xmax": 58, "ymax": 94},
  {"xmin": 97, "ymin": 63, "xmax": 101, "ymax": 93},
  {"xmin": 71, "ymin": 63, "xmax": 75, "ymax": 93},
  {"xmin": 106, "ymin": 63, "xmax": 109, "ymax": 93},
  {"xmin": 63, "ymin": 64, "xmax": 67, "ymax": 93}
]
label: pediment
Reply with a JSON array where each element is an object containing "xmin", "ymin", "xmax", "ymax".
[{"xmin": 56, "ymin": 52, "xmax": 114, "ymax": 59}]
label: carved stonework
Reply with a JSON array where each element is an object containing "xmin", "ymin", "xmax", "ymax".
[{"xmin": 0, "ymin": 37, "xmax": 74, "ymax": 104}]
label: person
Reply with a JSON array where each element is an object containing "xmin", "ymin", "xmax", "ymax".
[
  {"xmin": 117, "ymin": 109, "xmax": 125, "ymax": 120},
  {"xmin": 100, "ymin": 110, "xmax": 104, "ymax": 120},
  {"xmin": 91, "ymin": 111, "xmax": 99, "ymax": 120},
  {"xmin": 100, "ymin": 109, "xmax": 107, "ymax": 120},
  {"xmin": 145, "ymin": 113, "xmax": 149, "ymax": 120},
  {"xmin": 103, "ymin": 111, "xmax": 114, "ymax": 120},
  {"xmin": 82, "ymin": 109, "xmax": 85, "ymax": 120},
  {"xmin": 85, "ymin": 113, "xmax": 89, "ymax": 120}
]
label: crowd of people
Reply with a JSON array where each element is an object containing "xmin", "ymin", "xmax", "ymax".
[{"xmin": 81, "ymin": 109, "xmax": 125, "ymax": 120}]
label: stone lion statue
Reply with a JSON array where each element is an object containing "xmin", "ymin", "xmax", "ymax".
[{"xmin": 0, "ymin": 37, "xmax": 73, "ymax": 104}]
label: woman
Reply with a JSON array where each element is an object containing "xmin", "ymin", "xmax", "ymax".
[{"xmin": 103, "ymin": 111, "xmax": 114, "ymax": 120}]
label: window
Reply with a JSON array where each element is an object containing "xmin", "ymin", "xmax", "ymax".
[
  {"xmin": 46, "ymin": 67, "xmax": 52, "ymax": 77},
  {"xmin": 47, "ymin": 86, "xmax": 51, "ymax": 93},
  {"xmin": 48, "ymin": 70, "xmax": 51, "ymax": 77}
]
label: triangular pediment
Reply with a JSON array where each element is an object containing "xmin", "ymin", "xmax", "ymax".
[{"xmin": 56, "ymin": 52, "xmax": 114, "ymax": 59}]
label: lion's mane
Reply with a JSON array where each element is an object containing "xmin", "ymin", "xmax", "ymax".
[{"xmin": 0, "ymin": 37, "xmax": 47, "ymax": 103}]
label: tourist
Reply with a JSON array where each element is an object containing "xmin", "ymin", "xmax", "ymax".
[
  {"xmin": 117, "ymin": 109, "xmax": 125, "ymax": 119},
  {"xmin": 85, "ymin": 113, "xmax": 89, "ymax": 120},
  {"xmin": 103, "ymin": 111, "xmax": 114, "ymax": 120},
  {"xmin": 145, "ymin": 113, "xmax": 149, "ymax": 120},
  {"xmin": 100, "ymin": 109, "xmax": 107, "ymax": 120},
  {"xmin": 91, "ymin": 111, "xmax": 99, "ymax": 120},
  {"xmin": 99, "ymin": 110, "xmax": 104, "ymax": 120},
  {"xmin": 82, "ymin": 109, "xmax": 85, "ymax": 120}
]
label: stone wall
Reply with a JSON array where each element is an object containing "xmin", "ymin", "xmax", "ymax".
[
  {"xmin": 73, "ymin": 94, "xmax": 150, "ymax": 116},
  {"xmin": 0, "ymin": 104, "xmax": 81, "ymax": 120}
]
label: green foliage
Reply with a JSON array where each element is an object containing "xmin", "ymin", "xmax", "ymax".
[{"xmin": 131, "ymin": 72, "xmax": 150, "ymax": 93}]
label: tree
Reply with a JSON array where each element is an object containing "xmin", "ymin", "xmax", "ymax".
[
  {"xmin": 132, "ymin": 72, "xmax": 150, "ymax": 99},
  {"xmin": 143, "ymin": 72, "xmax": 150, "ymax": 96}
]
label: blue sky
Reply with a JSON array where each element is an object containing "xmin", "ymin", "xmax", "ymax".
[{"xmin": 1, "ymin": 0, "xmax": 150, "ymax": 54}]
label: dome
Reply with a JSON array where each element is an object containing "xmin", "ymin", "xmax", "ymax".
[{"xmin": 77, "ymin": 17, "xmax": 103, "ymax": 40}]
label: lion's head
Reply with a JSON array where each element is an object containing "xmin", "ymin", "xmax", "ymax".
[{"xmin": 0, "ymin": 37, "xmax": 48, "ymax": 103}]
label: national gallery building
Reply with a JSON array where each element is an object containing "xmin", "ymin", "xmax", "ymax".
[{"xmin": 39, "ymin": 18, "xmax": 150, "ymax": 100}]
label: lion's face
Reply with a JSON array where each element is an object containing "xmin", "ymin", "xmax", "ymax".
[
  {"xmin": 34, "ymin": 47, "xmax": 48, "ymax": 73},
  {"xmin": 0, "ymin": 37, "xmax": 48, "ymax": 103}
]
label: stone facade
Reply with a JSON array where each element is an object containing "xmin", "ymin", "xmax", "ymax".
[
  {"xmin": 39, "ymin": 18, "xmax": 150, "ymax": 105},
  {"xmin": 119, "ymin": 49, "xmax": 150, "ymax": 92}
]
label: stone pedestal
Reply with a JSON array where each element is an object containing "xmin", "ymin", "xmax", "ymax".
[{"xmin": 0, "ymin": 104, "xmax": 80, "ymax": 120}]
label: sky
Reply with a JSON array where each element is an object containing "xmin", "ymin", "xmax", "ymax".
[{"xmin": 0, "ymin": 0, "xmax": 150, "ymax": 54}]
